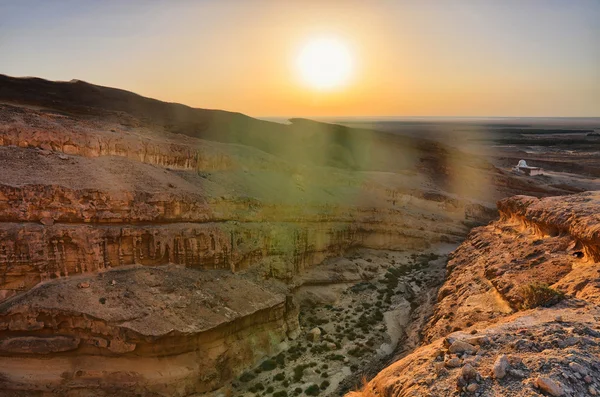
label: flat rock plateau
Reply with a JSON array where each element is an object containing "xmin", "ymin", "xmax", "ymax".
[{"xmin": 0, "ymin": 74, "xmax": 598, "ymax": 397}]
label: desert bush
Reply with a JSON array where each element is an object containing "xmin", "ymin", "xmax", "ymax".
[
  {"xmin": 293, "ymin": 364, "xmax": 308, "ymax": 382},
  {"xmin": 305, "ymin": 384, "xmax": 320, "ymax": 396},
  {"xmin": 274, "ymin": 372, "xmax": 285, "ymax": 381},
  {"xmin": 273, "ymin": 392, "xmax": 288, "ymax": 397},
  {"xmin": 260, "ymin": 359, "xmax": 277, "ymax": 371},
  {"xmin": 239, "ymin": 372, "xmax": 255, "ymax": 382},
  {"xmin": 320, "ymin": 380, "xmax": 331, "ymax": 390},
  {"xmin": 519, "ymin": 283, "xmax": 564, "ymax": 309},
  {"xmin": 250, "ymin": 382, "xmax": 264, "ymax": 392}
]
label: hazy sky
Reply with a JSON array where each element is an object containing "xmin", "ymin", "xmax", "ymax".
[{"xmin": 1, "ymin": 0, "xmax": 599, "ymax": 117}]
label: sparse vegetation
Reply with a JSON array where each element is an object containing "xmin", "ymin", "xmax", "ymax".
[
  {"xmin": 259, "ymin": 359, "xmax": 277, "ymax": 371},
  {"xmin": 239, "ymin": 372, "xmax": 255, "ymax": 382},
  {"xmin": 519, "ymin": 282, "xmax": 565, "ymax": 309},
  {"xmin": 305, "ymin": 384, "xmax": 320, "ymax": 396}
]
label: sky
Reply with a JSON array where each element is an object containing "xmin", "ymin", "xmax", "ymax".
[{"xmin": 0, "ymin": 0, "xmax": 599, "ymax": 117}]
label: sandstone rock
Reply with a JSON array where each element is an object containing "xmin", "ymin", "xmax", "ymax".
[
  {"xmin": 445, "ymin": 357, "xmax": 462, "ymax": 368},
  {"xmin": 568, "ymin": 361, "xmax": 587, "ymax": 375},
  {"xmin": 535, "ymin": 377, "xmax": 564, "ymax": 397},
  {"xmin": 466, "ymin": 383, "xmax": 478, "ymax": 392},
  {"xmin": 590, "ymin": 386, "xmax": 598, "ymax": 396},
  {"xmin": 448, "ymin": 340, "xmax": 477, "ymax": 354},
  {"xmin": 465, "ymin": 335, "xmax": 490, "ymax": 346},
  {"xmin": 307, "ymin": 327, "xmax": 321, "ymax": 342},
  {"xmin": 461, "ymin": 363, "xmax": 478, "ymax": 380},
  {"xmin": 492, "ymin": 354, "xmax": 510, "ymax": 379},
  {"xmin": 77, "ymin": 282, "xmax": 90, "ymax": 289},
  {"xmin": 40, "ymin": 217, "xmax": 54, "ymax": 226},
  {"xmin": 0, "ymin": 336, "xmax": 80, "ymax": 354}
]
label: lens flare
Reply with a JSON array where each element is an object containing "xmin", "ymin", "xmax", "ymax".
[{"xmin": 296, "ymin": 37, "xmax": 353, "ymax": 90}]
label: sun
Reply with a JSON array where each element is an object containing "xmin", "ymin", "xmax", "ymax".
[{"xmin": 296, "ymin": 37, "xmax": 353, "ymax": 90}]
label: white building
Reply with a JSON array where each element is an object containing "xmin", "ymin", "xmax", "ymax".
[{"xmin": 513, "ymin": 160, "xmax": 543, "ymax": 176}]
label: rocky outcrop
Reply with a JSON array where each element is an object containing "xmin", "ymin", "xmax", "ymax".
[
  {"xmin": 0, "ymin": 75, "xmax": 571, "ymax": 396},
  {"xmin": 348, "ymin": 192, "xmax": 600, "ymax": 397},
  {"xmin": 0, "ymin": 266, "xmax": 299, "ymax": 395}
]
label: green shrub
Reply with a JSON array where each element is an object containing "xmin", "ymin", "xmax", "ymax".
[
  {"xmin": 519, "ymin": 283, "xmax": 564, "ymax": 309},
  {"xmin": 266, "ymin": 386, "xmax": 274, "ymax": 393},
  {"xmin": 251, "ymin": 382, "xmax": 264, "ymax": 391},
  {"xmin": 273, "ymin": 392, "xmax": 288, "ymax": 397},
  {"xmin": 260, "ymin": 359, "xmax": 277, "ymax": 371},
  {"xmin": 293, "ymin": 364, "xmax": 308, "ymax": 382},
  {"xmin": 305, "ymin": 384, "xmax": 320, "ymax": 396},
  {"xmin": 320, "ymin": 380, "xmax": 331, "ymax": 390},
  {"xmin": 239, "ymin": 372, "xmax": 255, "ymax": 382},
  {"xmin": 274, "ymin": 372, "xmax": 285, "ymax": 381}
]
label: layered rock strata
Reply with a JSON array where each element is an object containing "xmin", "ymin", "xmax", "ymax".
[{"xmin": 349, "ymin": 192, "xmax": 600, "ymax": 397}]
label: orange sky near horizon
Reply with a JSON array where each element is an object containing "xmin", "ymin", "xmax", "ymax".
[{"xmin": 1, "ymin": 1, "xmax": 599, "ymax": 117}]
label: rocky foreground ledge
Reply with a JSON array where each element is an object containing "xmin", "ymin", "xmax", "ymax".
[{"xmin": 348, "ymin": 192, "xmax": 600, "ymax": 397}]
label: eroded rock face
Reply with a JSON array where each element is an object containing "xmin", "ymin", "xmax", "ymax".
[
  {"xmin": 347, "ymin": 192, "xmax": 600, "ymax": 397},
  {"xmin": 0, "ymin": 75, "xmax": 568, "ymax": 396},
  {"xmin": 0, "ymin": 266, "xmax": 299, "ymax": 395}
]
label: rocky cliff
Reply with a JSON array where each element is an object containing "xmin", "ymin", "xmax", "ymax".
[
  {"xmin": 0, "ymin": 75, "xmax": 574, "ymax": 396},
  {"xmin": 349, "ymin": 192, "xmax": 600, "ymax": 397}
]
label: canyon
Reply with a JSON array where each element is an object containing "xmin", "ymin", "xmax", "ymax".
[
  {"xmin": 0, "ymin": 75, "xmax": 598, "ymax": 397},
  {"xmin": 350, "ymin": 193, "xmax": 600, "ymax": 397}
]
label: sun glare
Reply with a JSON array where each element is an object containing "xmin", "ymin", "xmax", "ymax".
[{"xmin": 296, "ymin": 37, "xmax": 353, "ymax": 90}]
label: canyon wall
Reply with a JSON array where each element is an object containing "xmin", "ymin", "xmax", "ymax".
[
  {"xmin": 349, "ymin": 192, "xmax": 600, "ymax": 397},
  {"xmin": 0, "ymin": 75, "xmax": 570, "ymax": 396}
]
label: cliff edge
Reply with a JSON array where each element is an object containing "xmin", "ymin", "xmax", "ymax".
[{"xmin": 349, "ymin": 192, "xmax": 600, "ymax": 397}]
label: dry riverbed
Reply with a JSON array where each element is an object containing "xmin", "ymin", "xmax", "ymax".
[{"xmin": 212, "ymin": 245, "xmax": 454, "ymax": 397}]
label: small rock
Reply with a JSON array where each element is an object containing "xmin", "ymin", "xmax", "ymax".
[
  {"xmin": 326, "ymin": 342, "xmax": 336, "ymax": 350},
  {"xmin": 535, "ymin": 377, "xmax": 564, "ymax": 397},
  {"xmin": 58, "ymin": 154, "xmax": 68, "ymax": 160},
  {"xmin": 40, "ymin": 217, "xmax": 54, "ymax": 226},
  {"xmin": 445, "ymin": 357, "xmax": 462, "ymax": 368},
  {"xmin": 448, "ymin": 340, "xmax": 477, "ymax": 354},
  {"xmin": 465, "ymin": 335, "xmax": 490, "ymax": 346},
  {"xmin": 461, "ymin": 363, "xmax": 478, "ymax": 380},
  {"xmin": 508, "ymin": 369, "xmax": 527, "ymax": 378},
  {"xmin": 77, "ymin": 282, "xmax": 90, "ymax": 289},
  {"xmin": 568, "ymin": 362, "xmax": 587, "ymax": 375},
  {"xmin": 466, "ymin": 383, "xmax": 478, "ymax": 392},
  {"xmin": 493, "ymin": 354, "xmax": 510, "ymax": 379},
  {"xmin": 307, "ymin": 327, "xmax": 321, "ymax": 342},
  {"xmin": 584, "ymin": 375, "xmax": 592, "ymax": 383},
  {"xmin": 110, "ymin": 280, "xmax": 117, "ymax": 286},
  {"xmin": 589, "ymin": 386, "xmax": 598, "ymax": 396}
]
